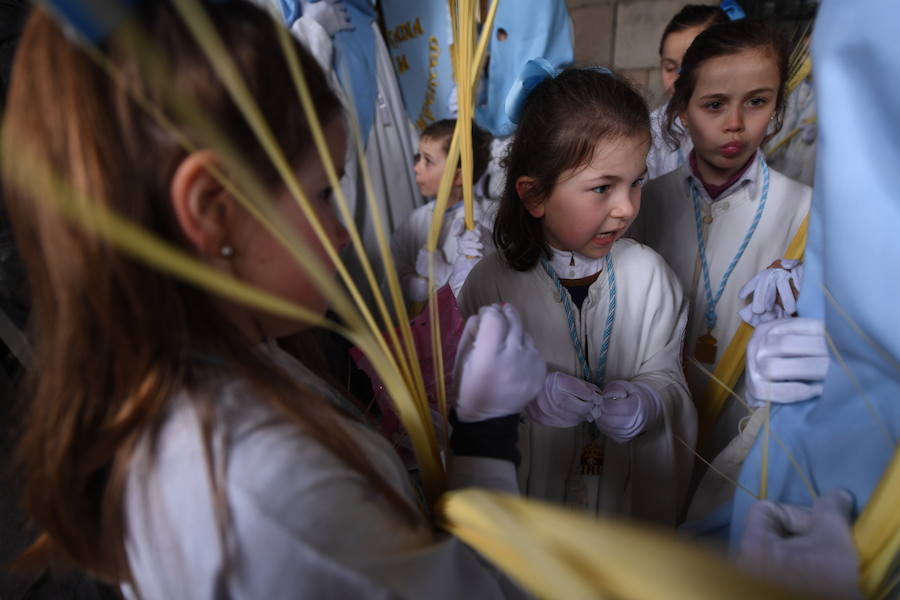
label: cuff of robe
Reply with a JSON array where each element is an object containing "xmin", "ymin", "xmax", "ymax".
[{"xmin": 450, "ymin": 411, "xmax": 520, "ymax": 465}]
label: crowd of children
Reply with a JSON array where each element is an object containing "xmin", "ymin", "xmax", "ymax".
[{"xmin": 0, "ymin": 0, "xmax": 885, "ymax": 598}]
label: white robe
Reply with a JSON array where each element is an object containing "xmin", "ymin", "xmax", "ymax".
[
  {"xmin": 646, "ymin": 102, "xmax": 692, "ymax": 181},
  {"xmin": 391, "ymin": 198, "xmax": 496, "ymax": 303},
  {"xmin": 635, "ymin": 153, "xmax": 811, "ymax": 458},
  {"xmin": 122, "ymin": 341, "xmax": 524, "ymax": 599},
  {"xmin": 458, "ymin": 240, "xmax": 696, "ymax": 525}
]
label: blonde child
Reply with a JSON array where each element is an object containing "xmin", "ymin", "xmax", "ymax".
[
  {"xmin": 392, "ymin": 119, "xmax": 493, "ymax": 305},
  {"xmin": 4, "ymin": 3, "xmax": 545, "ymax": 597},
  {"xmin": 460, "ymin": 64, "xmax": 696, "ymax": 525}
]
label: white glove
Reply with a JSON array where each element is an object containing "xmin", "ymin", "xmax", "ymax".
[
  {"xmin": 526, "ymin": 374, "xmax": 662, "ymax": 442},
  {"xmin": 415, "ymin": 247, "xmax": 453, "ymax": 288},
  {"xmin": 739, "ymin": 259, "xmax": 804, "ymax": 327},
  {"xmin": 593, "ymin": 379, "xmax": 663, "ymax": 443},
  {"xmin": 739, "ymin": 489, "xmax": 862, "ymax": 600},
  {"xmin": 525, "ymin": 371, "xmax": 599, "ymax": 427},
  {"xmin": 300, "ymin": 0, "xmax": 353, "ymax": 36},
  {"xmin": 453, "ymin": 304, "xmax": 546, "ymax": 422},
  {"xmin": 449, "ymin": 222, "xmax": 489, "ymax": 296},
  {"xmin": 746, "ymin": 317, "xmax": 828, "ymax": 408}
]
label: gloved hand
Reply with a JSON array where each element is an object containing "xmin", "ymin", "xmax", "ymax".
[
  {"xmin": 593, "ymin": 380, "xmax": 663, "ymax": 443},
  {"xmin": 449, "ymin": 221, "xmax": 489, "ymax": 296},
  {"xmin": 526, "ymin": 374, "xmax": 662, "ymax": 442},
  {"xmin": 739, "ymin": 489, "xmax": 862, "ymax": 600},
  {"xmin": 525, "ymin": 371, "xmax": 599, "ymax": 427},
  {"xmin": 416, "ymin": 247, "xmax": 453, "ymax": 288},
  {"xmin": 299, "ymin": 0, "xmax": 353, "ymax": 36},
  {"xmin": 739, "ymin": 259, "xmax": 804, "ymax": 327},
  {"xmin": 453, "ymin": 304, "xmax": 546, "ymax": 422},
  {"xmin": 746, "ymin": 317, "xmax": 828, "ymax": 408}
]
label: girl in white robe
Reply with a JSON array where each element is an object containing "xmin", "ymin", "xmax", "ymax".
[
  {"xmin": 635, "ymin": 20, "xmax": 812, "ymax": 523},
  {"xmin": 646, "ymin": 5, "xmax": 729, "ymax": 180},
  {"xmin": 5, "ymin": 6, "xmax": 545, "ymax": 597},
  {"xmin": 460, "ymin": 65, "xmax": 696, "ymax": 525}
]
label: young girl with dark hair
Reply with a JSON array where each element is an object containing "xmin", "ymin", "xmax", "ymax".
[
  {"xmin": 636, "ymin": 20, "xmax": 812, "ymax": 522},
  {"xmin": 647, "ymin": 4, "xmax": 730, "ymax": 180},
  {"xmin": 3, "ymin": 2, "xmax": 545, "ymax": 597},
  {"xmin": 459, "ymin": 65, "xmax": 696, "ymax": 525}
]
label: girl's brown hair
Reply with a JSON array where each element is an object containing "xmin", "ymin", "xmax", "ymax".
[
  {"xmin": 494, "ymin": 68, "xmax": 650, "ymax": 271},
  {"xmin": 658, "ymin": 5, "xmax": 729, "ymax": 55},
  {"xmin": 3, "ymin": 1, "xmax": 418, "ymax": 584},
  {"xmin": 664, "ymin": 19, "xmax": 790, "ymax": 149}
]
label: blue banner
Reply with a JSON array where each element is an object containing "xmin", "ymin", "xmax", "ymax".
[{"xmin": 380, "ymin": 1, "xmax": 455, "ymax": 132}]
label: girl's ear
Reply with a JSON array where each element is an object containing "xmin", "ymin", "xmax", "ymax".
[
  {"xmin": 679, "ymin": 110, "xmax": 689, "ymax": 130},
  {"xmin": 516, "ymin": 176, "xmax": 545, "ymax": 218},
  {"xmin": 169, "ymin": 150, "xmax": 233, "ymax": 258}
]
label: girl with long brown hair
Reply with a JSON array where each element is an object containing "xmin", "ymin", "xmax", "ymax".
[{"xmin": 2, "ymin": 2, "xmax": 544, "ymax": 597}]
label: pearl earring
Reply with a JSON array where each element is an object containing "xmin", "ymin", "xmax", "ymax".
[{"xmin": 219, "ymin": 245, "xmax": 235, "ymax": 258}]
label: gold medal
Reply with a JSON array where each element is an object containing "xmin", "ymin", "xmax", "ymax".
[
  {"xmin": 580, "ymin": 441, "xmax": 604, "ymax": 476},
  {"xmin": 695, "ymin": 333, "xmax": 718, "ymax": 364}
]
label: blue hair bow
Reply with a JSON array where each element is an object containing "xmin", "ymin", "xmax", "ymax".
[
  {"xmin": 504, "ymin": 60, "xmax": 617, "ymax": 125},
  {"xmin": 504, "ymin": 58, "xmax": 560, "ymax": 125},
  {"xmin": 720, "ymin": 0, "xmax": 746, "ymax": 21}
]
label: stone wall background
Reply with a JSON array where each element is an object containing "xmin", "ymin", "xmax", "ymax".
[{"xmin": 566, "ymin": 0, "xmax": 718, "ymax": 108}]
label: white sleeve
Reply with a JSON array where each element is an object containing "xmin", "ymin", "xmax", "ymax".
[
  {"xmin": 124, "ymin": 400, "xmax": 524, "ymax": 600},
  {"xmin": 620, "ymin": 256, "xmax": 697, "ymax": 524},
  {"xmin": 391, "ymin": 208, "xmax": 428, "ymax": 304}
]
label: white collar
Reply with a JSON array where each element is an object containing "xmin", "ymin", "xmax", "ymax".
[
  {"xmin": 546, "ymin": 245, "xmax": 605, "ymax": 279},
  {"xmin": 682, "ymin": 149, "xmax": 765, "ymax": 205}
]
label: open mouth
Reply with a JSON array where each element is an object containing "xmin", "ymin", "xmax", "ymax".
[{"xmin": 593, "ymin": 229, "xmax": 620, "ymax": 245}]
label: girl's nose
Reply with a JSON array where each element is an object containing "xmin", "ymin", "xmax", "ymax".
[
  {"xmin": 333, "ymin": 218, "xmax": 350, "ymax": 251},
  {"xmin": 611, "ymin": 189, "xmax": 636, "ymax": 220},
  {"xmin": 724, "ymin": 106, "xmax": 745, "ymax": 132}
]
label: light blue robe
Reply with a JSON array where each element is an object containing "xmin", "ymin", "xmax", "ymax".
[{"xmin": 730, "ymin": 0, "xmax": 900, "ymax": 550}]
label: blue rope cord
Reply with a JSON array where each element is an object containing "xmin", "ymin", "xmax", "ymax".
[
  {"xmin": 540, "ymin": 253, "xmax": 616, "ymax": 388},
  {"xmin": 690, "ymin": 155, "xmax": 770, "ymax": 332}
]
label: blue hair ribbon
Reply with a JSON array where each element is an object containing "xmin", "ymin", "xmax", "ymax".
[
  {"xmin": 504, "ymin": 57, "xmax": 560, "ymax": 125},
  {"xmin": 504, "ymin": 59, "xmax": 617, "ymax": 125},
  {"xmin": 719, "ymin": 0, "xmax": 746, "ymax": 21}
]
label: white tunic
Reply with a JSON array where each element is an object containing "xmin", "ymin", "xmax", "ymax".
[
  {"xmin": 458, "ymin": 240, "xmax": 696, "ymax": 525},
  {"xmin": 646, "ymin": 102, "xmax": 693, "ymax": 181},
  {"xmin": 636, "ymin": 153, "xmax": 811, "ymax": 450},
  {"xmin": 391, "ymin": 198, "xmax": 496, "ymax": 303},
  {"xmin": 122, "ymin": 342, "xmax": 523, "ymax": 600}
]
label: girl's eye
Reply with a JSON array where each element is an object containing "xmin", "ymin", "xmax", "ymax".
[
  {"xmin": 705, "ymin": 100, "xmax": 723, "ymax": 111},
  {"xmin": 425, "ymin": 158, "xmax": 433, "ymax": 165},
  {"xmin": 631, "ymin": 177, "xmax": 646, "ymax": 188},
  {"xmin": 413, "ymin": 153, "xmax": 421, "ymax": 165},
  {"xmin": 591, "ymin": 185, "xmax": 611, "ymax": 194},
  {"xmin": 748, "ymin": 97, "xmax": 767, "ymax": 107}
]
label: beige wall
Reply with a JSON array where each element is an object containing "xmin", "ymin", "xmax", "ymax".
[{"xmin": 566, "ymin": 0, "xmax": 717, "ymax": 107}]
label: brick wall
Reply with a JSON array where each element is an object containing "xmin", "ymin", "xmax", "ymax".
[{"xmin": 566, "ymin": 0, "xmax": 717, "ymax": 107}]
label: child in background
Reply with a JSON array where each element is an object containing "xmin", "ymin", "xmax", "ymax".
[
  {"xmin": 460, "ymin": 64, "xmax": 696, "ymax": 525},
  {"xmin": 635, "ymin": 20, "xmax": 811, "ymax": 522},
  {"xmin": 647, "ymin": 4, "xmax": 729, "ymax": 180},
  {"xmin": 392, "ymin": 119, "xmax": 493, "ymax": 305},
  {"xmin": 4, "ymin": 3, "xmax": 545, "ymax": 597}
]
